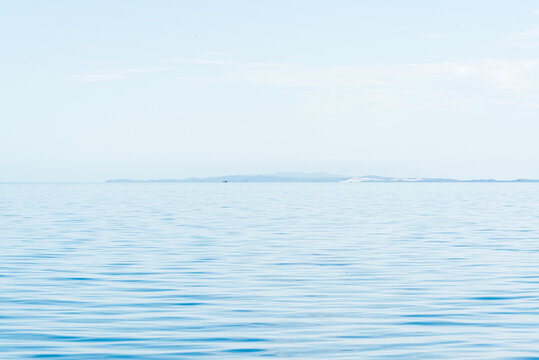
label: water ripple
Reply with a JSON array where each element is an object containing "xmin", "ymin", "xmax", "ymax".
[{"xmin": 1, "ymin": 182, "xmax": 539, "ymax": 359}]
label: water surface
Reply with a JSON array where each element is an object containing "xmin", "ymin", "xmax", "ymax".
[{"xmin": 1, "ymin": 183, "xmax": 539, "ymax": 359}]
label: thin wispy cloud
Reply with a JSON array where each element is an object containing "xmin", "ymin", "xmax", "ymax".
[
  {"xmin": 169, "ymin": 57, "xmax": 539, "ymax": 114},
  {"xmin": 165, "ymin": 58, "xmax": 240, "ymax": 66},
  {"xmin": 422, "ymin": 32, "xmax": 447, "ymax": 39},
  {"xmin": 70, "ymin": 67, "xmax": 173, "ymax": 83},
  {"xmin": 71, "ymin": 56, "xmax": 539, "ymax": 113},
  {"xmin": 173, "ymin": 56, "xmax": 539, "ymax": 91},
  {"xmin": 174, "ymin": 60, "xmax": 387, "ymax": 87},
  {"xmin": 516, "ymin": 27, "xmax": 539, "ymax": 38},
  {"xmin": 506, "ymin": 26, "xmax": 539, "ymax": 48},
  {"xmin": 165, "ymin": 57, "xmax": 295, "ymax": 69},
  {"xmin": 409, "ymin": 59, "xmax": 539, "ymax": 90},
  {"xmin": 70, "ymin": 73, "xmax": 126, "ymax": 83}
]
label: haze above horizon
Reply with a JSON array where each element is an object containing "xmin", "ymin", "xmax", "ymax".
[{"xmin": 3, "ymin": 1, "xmax": 539, "ymax": 182}]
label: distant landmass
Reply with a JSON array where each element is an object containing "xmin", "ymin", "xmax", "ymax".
[
  {"xmin": 342, "ymin": 175, "xmax": 539, "ymax": 183},
  {"xmin": 106, "ymin": 173, "xmax": 539, "ymax": 183},
  {"xmin": 106, "ymin": 172, "xmax": 348, "ymax": 183}
]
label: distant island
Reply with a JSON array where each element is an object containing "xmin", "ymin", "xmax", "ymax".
[
  {"xmin": 341, "ymin": 175, "xmax": 539, "ymax": 183},
  {"xmin": 107, "ymin": 172, "xmax": 348, "ymax": 183},
  {"xmin": 106, "ymin": 173, "xmax": 539, "ymax": 183}
]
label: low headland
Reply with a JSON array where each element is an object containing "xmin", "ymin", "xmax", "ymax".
[{"xmin": 106, "ymin": 173, "xmax": 539, "ymax": 183}]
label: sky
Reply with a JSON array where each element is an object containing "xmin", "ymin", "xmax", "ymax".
[{"xmin": 2, "ymin": 0, "xmax": 539, "ymax": 181}]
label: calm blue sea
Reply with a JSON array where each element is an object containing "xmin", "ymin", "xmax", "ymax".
[{"xmin": 1, "ymin": 183, "xmax": 539, "ymax": 359}]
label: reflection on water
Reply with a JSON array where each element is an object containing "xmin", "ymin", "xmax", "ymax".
[{"xmin": 1, "ymin": 183, "xmax": 539, "ymax": 359}]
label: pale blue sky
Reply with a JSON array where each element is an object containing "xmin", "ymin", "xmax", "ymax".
[{"xmin": 3, "ymin": 0, "xmax": 539, "ymax": 181}]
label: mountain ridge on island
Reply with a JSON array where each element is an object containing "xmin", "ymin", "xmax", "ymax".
[
  {"xmin": 107, "ymin": 172, "xmax": 347, "ymax": 183},
  {"xmin": 106, "ymin": 173, "xmax": 539, "ymax": 183}
]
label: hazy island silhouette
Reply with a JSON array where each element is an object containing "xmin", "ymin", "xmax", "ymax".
[{"xmin": 106, "ymin": 173, "xmax": 539, "ymax": 183}]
